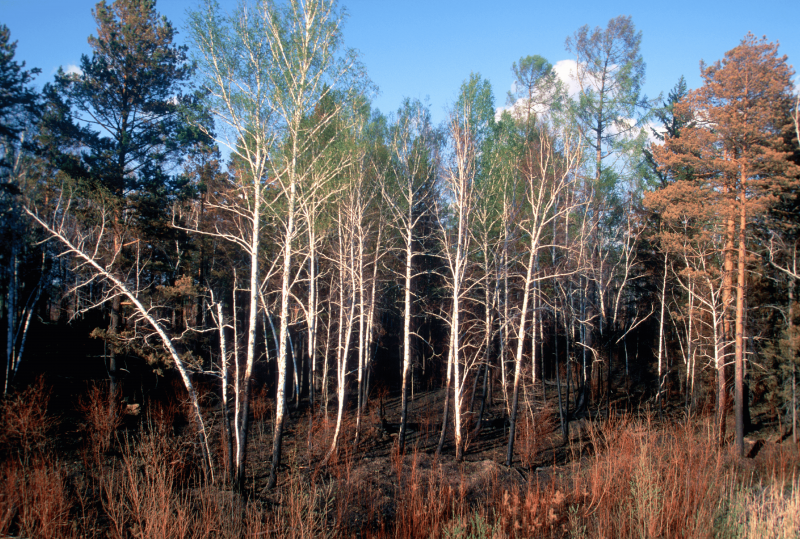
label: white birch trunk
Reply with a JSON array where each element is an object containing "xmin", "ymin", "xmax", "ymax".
[
  {"xmin": 398, "ymin": 203, "xmax": 414, "ymax": 451},
  {"xmin": 657, "ymin": 251, "xmax": 668, "ymax": 411},
  {"xmin": 267, "ymin": 160, "xmax": 296, "ymax": 490},
  {"xmin": 354, "ymin": 220, "xmax": 366, "ymax": 445},
  {"xmin": 326, "ymin": 216, "xmax": 356, "ymax": 461},
  {"xmin": 506, "ymin": 246, "xmax": 536, "ymax": 466},
  {"xmin": 4, "ymin": 245, "xmax": 17, "ymax": 396},
  {"xmin": 362, "ymin": 226, "xmax": 382, "ymax": 414},
  {"xmin": 308, "ymin": 228, "xmax": 317, "ymax": 407}
]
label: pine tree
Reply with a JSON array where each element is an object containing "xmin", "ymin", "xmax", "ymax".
[
  {"xmin": 653, "ymin": 34, "xmax": 798, "ymax": 456},
  {"xmin": 42, "ymin": 0, "xmax": 196, "ymax": 392},
  {"xmin": 0, "ymin": 24, "xmax": 39, "ymax": 159},
  {"xmin": 0, "ymin": 24, "xmax": 41, "ymax": 395}
]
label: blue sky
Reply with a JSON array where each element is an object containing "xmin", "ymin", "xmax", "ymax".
[{"xmin": 2, "ymin": 0, "xmax": 798, "ymax": 125}]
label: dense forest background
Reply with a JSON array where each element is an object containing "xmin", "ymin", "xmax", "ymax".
[{"xmin": 1, "ymin": 1, "xmax": 799, "ymax": 533}]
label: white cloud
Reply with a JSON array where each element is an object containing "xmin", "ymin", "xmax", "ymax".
[
  {"xmin": 494, "ymin": 59, "xmax": 585, "ymax": 121},
  {"xmin": 552, "ymin": 59, "xmax": 582, "ymax": 98},
  {"xmin": 495, "ymin": 98, "xmax": 549, "ymax": 122},
  {"xmin": 494, "ymin": 103, "xmax": 511, "ymax": 121},
  {"xmin": 64, "ymin": 64, "xmax": 83, "ymax": 76},
  {"xmin": 495, "ymin": 59, "xmax": 640, "ymax": 137},
  {"xmin": 644, "ymin": 120, "xmax": 666, "ymax": 146}
]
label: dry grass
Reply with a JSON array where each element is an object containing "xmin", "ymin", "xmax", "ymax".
[
  {"xmin": 1, "ymin": 378, "xmax": 799, "ymax": 538},
  {"xmin": 0, "ymin": 376, "xmax": 56, "ymax": 460},
  {"xmin": 716, "ymin": 475, "xmax": 800, "ymax": 538},
  {"xmin": 568, "ymin": 417, "xmax": 726, "ymax": 538},
  {"xmin": 0, "ymin": 380, "xmax": 84, "ymax": 538},
  {"xmin": 97, "ymin": 426, "xmax": 275, "ymax": 539},
  {"xmin": 78, "ymin": 383, "xmax": 124, "ymax": 463},
  {"xmin": 2, "ymin": 458, "xmax": 78, "ymax": 539},
  {"xmin": 516, "ymin": 402, "xmax": 558, "ymax": 470},
  {"xmin": 361, "ymin": 414, "xmax": 800, "ymax": 539},
  {"xmin": 392, "ymin": 455, "xmax": 457, "ymax": 538}
]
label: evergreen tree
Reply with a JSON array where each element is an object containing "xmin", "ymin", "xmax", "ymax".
[
  {"xmin": 0, "ymin": 24, "xmax": 42, "ymax": 395},
  {"xmin": 566, "ymin": 15, "xmax": 652, "ymax": 190},
  {"xmin": 42, "ymin": 0, "xmax": 198, "ymax": 391},
  {"xmin": 643, "ymin": 76, "xmax": 690, "ymax": 187},
  {"xmin": 0, "ymin": 24, "xmax": 39, "ymax": 164},
  {"xmin": 653, "ymin": 34, "xmax": 798, "ymax": 455}
]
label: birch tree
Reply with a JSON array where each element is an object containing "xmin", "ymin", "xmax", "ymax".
[
  {"xmin": 325, "ymin": 107, "xmax": 383, "ymax": 456},
  {"xmin": 186, "ymin": 1, "xmax": 277, "ymax": 487},
  {"xmin": 506, "ymin": 123, "xmax": 583, "ymax": 466},
  {"xmin": 435, "ymin": 74, "xmax": 495, "ymax": 460},
  {"xmin": 325, "ymin": 201, "xmax": 357, "ymax": 460},
  {"xmin": 646, "ymin": 179, "xmax": 734, "ymax": 441},
  {"xmin": 262, "ymin": 0, "xmax": 364, "ymax": 484},
  {"xmin": 437, "ymin": 99, "xmax": 480, "ymax": 462},
  {"xmin": 1, "ymin": 139, "xmax": 45, "ymax": 396},
  {"xmin": 188, "ymin": 0, "xmax": 365, "ymax": 487},
  {"xmin": 383, "ymin": 98, "xmax": 438, "ymax": 452}
]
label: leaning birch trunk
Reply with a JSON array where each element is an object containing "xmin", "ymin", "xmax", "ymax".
[{"xmin": 26, "ymin": 208, "xmax": 214, "ymax": 479}]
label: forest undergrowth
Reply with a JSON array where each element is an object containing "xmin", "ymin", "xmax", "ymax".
[{"xmin": 1, "ymin": 378, "xmax": 798, "ymax": 539}]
